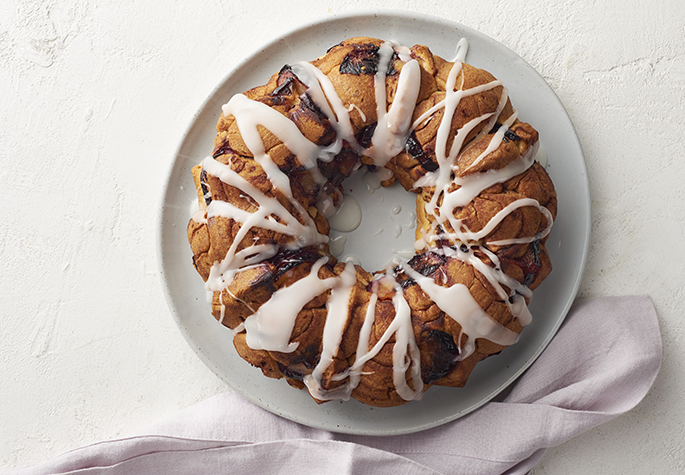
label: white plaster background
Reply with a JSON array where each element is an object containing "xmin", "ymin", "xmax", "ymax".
[{"xmin": 1, "ymin": 0, "xmax": 683, "ymax": 472}]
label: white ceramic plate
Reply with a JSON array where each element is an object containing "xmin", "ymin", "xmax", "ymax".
[{"xmin": 157, "ymin": 10, "xmax": 590, "ymax": 436}]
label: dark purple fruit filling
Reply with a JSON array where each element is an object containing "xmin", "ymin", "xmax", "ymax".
[
  {"xmin": 405, "ymin": 132, "xmax": 438, "ymax": 171},
  {"xmin": 394, "ymin": 251, "xmax": 447, "ymax": 289},
  {"xmin": 212, "ymin": 140, "xmax": 238, "ymax": 159},
  {"xmin": 500, "ymin": 240, "xmax": 542, "ymax": 288},
  {"xmin": 489, "ymin": 123, "xmax": 521, "ymax": 143},
  {"xmin": 271, "ymin": 75, "xmax": 294, "ymax": 97},
  {"xmin": 276, "ymin": 346, "xmax": 319, "ymax": 380},
  {"xmin": 420, "ymin": 330, "xmax": 460, "ymax": 384},
  {"xmin": 294, "ymin": 92, "xmax": 328, "ymax": 125},
  {"xmin": 522, "ymin": 240, "xmax": 542, "ymax": 287},
  {"xmin": 356, "ymin": 122, "xmax": 377, "ymax": 148},
  {"xmin": 199, "ymin": 169, "xmax": 212, "ymax": 206},
  {"xmin": 269, "ymin": 248, "xmax": 325, "ymax": 280},
  {"xmin": 326, "ymin": 42, "xmax": 343, "ymax": 53},
  {"xmin": 339, "ymin": 44, "xmax": 380, "ymax": 75},
  {"xmin": 408, "ymin": 251, "xmax": 447, "ymax": 277},
  {"xmin": 398, "ymin": 277, "xmax": 414, "ymax": 290},
  {"xmin": 277, "ymin": 362, "xmax": 304, "ymax": 381},
  {"xmin": 339, "ymin": 44, "xmax": 399, "ymax": 76}
]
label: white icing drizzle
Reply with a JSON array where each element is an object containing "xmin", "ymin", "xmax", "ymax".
[
  {"xmin": 191, "ymin": 209, "xmax": 207, "ymax": 224},
  {"xmin": 243, "ymin": 257, "xmax": 337, "ymax": 352},
  {"xmin": 222, "ymin": 94, "xmax": 326, "ymax": 189},
  {"xmin": 388, "ymin": 279, "xmax": 424, "ymax": 400},
  {"xmin": 362, "ymin": 166, "xmax": 394, "ymax": 193},
  {"xmin": 464, "ymin": 107, "xmax": 518, "ymax": 172},
  {"xmin": 304, "ymin": 272, "xmax": 423, "ymax": 402},
  {"xmin": 290, "ymin": 61, "xmax": 360, "ymax": 157},
  {"xmin": 303, "ymin": 261, "xmax": 357, "ymax": 395},
  {"xmin": 227, "ymin": 288, "xmax": 256, "ymax": 314},
  {"xmin": 328, "ymin": 195, "xmax": 362, "ymax": 232},
  {"xmin": 452, "ymin": 38, "xmax": 469, "ymax": 63},
  {"xmin": 202, "ymin": 155, "xmax": 327, "ymax": 292},
  {"xmin": 218, "ymin": 290, "xmax": 226, "ymax": 324},
  {"xmin": 439, "ymin": 245, "xmax": 533, "ymax": 329},
  {"xmin": 328, "ymin": 234, "xmax": 347, "ymax": 257},
  {"xmin": 341, "ymin": 254, "xmax": 361, "ymax": 266},
  {"xmin": 355, "ymin": 274, "xmax": 423, "ymax": 401},
  {"xmin": 350, "ymin": 292, "xmax": 379, "ymax": 386},
  {"xmin": 198, "ymin": 38, "xmax": 554, "ymax": 403},
  {"xmin": 484, "ymin": 198, "xmax": 554, "ymax": 247},
  {"xmin": 365, "ymin": 43, "xmax": 422, "ymax": 166},
  {"xmin": 459, "ymin": 86, "xmax": 512, "ymax": 172},
  {"xmin": 347, "ymin": 103, "xmax": 366, "ymax": 122},
  {"xmin": 419, "ymin": 141, "xmax": 547, "ymax": 252},
  {"xmin": 509, "ymin": 293, "xmax": 533, "ymax": 326},
  {"xmin": 400, "ymin": 260, "xmax": 519, "ymax": 360},
  {"xmin": 535, "ymin": 143, "xmax": 548, "ymax": 167},
  {"xmin": 315, "ymin": 188, "xmax": 342, "ymax": 218}
]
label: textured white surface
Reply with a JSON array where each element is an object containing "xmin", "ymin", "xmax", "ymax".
[{"xmin": 0, "ymin": 0, "xmax": 683, "ymax": 472}]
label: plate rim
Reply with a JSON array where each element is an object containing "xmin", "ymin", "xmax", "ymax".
[{"xmin": 156, "ymin": 9, "xmax": 591, "ymax": 436}]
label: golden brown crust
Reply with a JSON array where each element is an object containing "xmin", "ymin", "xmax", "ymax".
[{"xmin": 186, "ymin": 37, "xmax": 557, "ymax": 407}]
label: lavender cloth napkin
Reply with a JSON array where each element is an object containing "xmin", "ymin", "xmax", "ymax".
[{"xmin": 7, "ymin": 295, "xmax": 661, "ymax": 475}]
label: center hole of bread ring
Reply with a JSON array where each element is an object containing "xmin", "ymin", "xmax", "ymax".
[{"xmin": 326, "ymin": 166, "xmax": 417, "ymax": 270}]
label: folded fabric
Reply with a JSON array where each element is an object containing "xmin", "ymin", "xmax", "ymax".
[{"xmin": 5, "ymin": 296, "xmax": 661, "ymax": 475}]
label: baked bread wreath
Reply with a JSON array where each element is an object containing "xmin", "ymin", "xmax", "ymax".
[{"xmin": 187, "ymin": 37, "xmax": 557, "ymax": 407}]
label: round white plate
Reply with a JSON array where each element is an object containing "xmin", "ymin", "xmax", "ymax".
[{"xmin": 157, "ymin": 10, "xmax": 590, "ymax": 436}]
